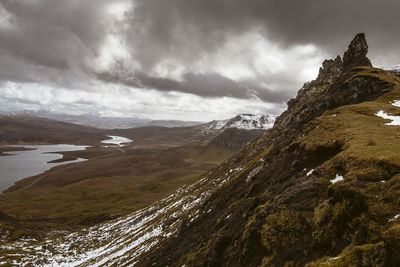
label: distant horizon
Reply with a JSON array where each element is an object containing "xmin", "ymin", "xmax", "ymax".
[{"xmin": 0, "ymin": 108, "xmax": 280, "ymax": 123}]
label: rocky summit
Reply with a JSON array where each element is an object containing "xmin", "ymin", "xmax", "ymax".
[
  {"xmin": 342, "ymin": 33, "xmax": 372, "ymax": 72},
  {"xmin": 2, "ymin": 33, "xmax": 400, "ymax": 266}
]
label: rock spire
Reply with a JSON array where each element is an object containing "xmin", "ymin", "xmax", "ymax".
[{"xmin": 342, "ymin": 33, "xmax": 372, "ymax": 71}]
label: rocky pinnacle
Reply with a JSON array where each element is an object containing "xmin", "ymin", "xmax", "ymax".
[{"xmin": 342, "ymin": 33, "xmax": 372, "ymax": 72}]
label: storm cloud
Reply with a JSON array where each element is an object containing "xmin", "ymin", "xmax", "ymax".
[
  {"xmin": 129, "ymin": 0, "xmax": 400, "ymax": 63},
  {"xmin": 0, "ymin": 0, "xmax": 399, "ymax": 119}
]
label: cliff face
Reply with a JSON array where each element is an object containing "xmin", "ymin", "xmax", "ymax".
[{"xmin": 137, "ymin": 34, "xmax": 400, "ymax": 266}]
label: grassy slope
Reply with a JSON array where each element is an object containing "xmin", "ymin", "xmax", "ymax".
[
  {"xmin": 301, "ymin": 69, "xmax": 400, "ymax": 266},
  {"xmin": 0, "ymin": 114, "xmax": 106, "ymax": 146},
  {"xmin": 248, "ymin": 68, "xmax": 400, "ymax": 265}
]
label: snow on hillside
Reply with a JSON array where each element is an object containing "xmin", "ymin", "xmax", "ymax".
[
  {"xmin": 0, "ymin": 166, "xmax": 245, "ymax": 266},
  {"xmin": 383, "ymin": 64, "xmax": 400, "ymax": 75},
  {"xmin": 383, "ymin": 64, "xmax": 400, "ymax": 71}
]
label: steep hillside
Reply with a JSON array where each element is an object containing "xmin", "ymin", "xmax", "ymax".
[
  {"xmin": 2, "ymin": 33, "xmax": 400, "ymax": 266},
  {"xmin": 134, "ymin": 33, "xmax": 400, "ymax": 266}
]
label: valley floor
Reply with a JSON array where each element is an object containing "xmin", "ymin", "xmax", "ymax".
[
  {"xmin": 0, "ymin": 138, "xmax": 237, "ymax": 241},
  {"xmin": 0, "ymin": 165, "xmax": 243, "ymax": 265}
]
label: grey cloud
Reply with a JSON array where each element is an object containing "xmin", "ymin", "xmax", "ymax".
[
  {"xmin": 0, "ymin": 0, "xmax": 112, "ymax": 72},
  {"xmin": 116, "ymin": 0, "xmax": 400, "ymax": 102},
  {"xmin": 130, "ymin": 0, "xmax": 400, "ymax": 65},
  {"xmin": 1, "ymin": 0, "xmax": 400, "ymax": 113},
  {"xmin": 98, "ymin": 71, "xmax": 292, "ymax": 103}
]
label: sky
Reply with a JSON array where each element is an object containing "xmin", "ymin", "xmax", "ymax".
[{"xmin": 0, "ymin": 0, "xmax": 399, "ymax": 121}]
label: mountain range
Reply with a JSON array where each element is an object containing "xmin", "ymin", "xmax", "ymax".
[
  {"xmin": 0, "ymin": 110, "xmax": 203, "ymax": 129},
  {"xmin": 2, "ymin": 110, "xmax": 276, "ymax": 130}
]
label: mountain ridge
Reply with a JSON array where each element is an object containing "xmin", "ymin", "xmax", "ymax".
[{"xmin": 134, "ymin": 33, "xmax": 400, "ymax": 266}]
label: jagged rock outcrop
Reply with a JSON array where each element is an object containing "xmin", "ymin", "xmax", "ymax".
[
  {"xmin": 342, "ymin": 33, "xmax": 372, "ymax": 72},
  {"xmin": 315, "ymin": 56, "xmax": 343, "ymax": 85},
  {"xmin": 275, "ymin": 33, "xmax": 376, "ymax": 131}
]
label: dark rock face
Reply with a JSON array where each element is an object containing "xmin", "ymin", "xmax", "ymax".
[
  {"xmin": 342, "ymin": 33, "xmax": 372, "ymax": 72},
  {"xmin": 316, "ymin": 56, "xmax": 343, "ymax": 85},
  {"xmin": 275, "ymin": 33, "xmax": 375, "ymax": 132}
]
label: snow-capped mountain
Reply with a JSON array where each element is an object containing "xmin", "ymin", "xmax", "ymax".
[
  {"xmin": 201, "ymin": 114, "xmax": 276, "ymax": 134},
  {"xmin": 225, "ymin": 114, "xmax": 276, "ymax": 130}
]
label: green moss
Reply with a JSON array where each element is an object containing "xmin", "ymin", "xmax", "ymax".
[
  {"xmin": 383, "ymin": 224, "xmax": 400, "ymax": 253},
  {"xmin": 260, "ymin": 210, "xmax": 310, "ymax": 261}
]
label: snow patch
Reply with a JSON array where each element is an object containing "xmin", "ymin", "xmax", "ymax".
[
  {"xmin": 376, "ymin": 110, "xmax": 400, "ymax": 126},
  {"xmin": 392, "ymin": 100, "xmax": 400, "ymax": 108},
  {"xmin": 389, "ymin": 214, "xmax": 400, "ymax": 222},
  {"xmin": 383, "ymin": 64, "xmax": 400, "ymax": 72},
  {"xmin": 328, "ymin": 256, "xmax": 341, "ymax": 261},
  {"xmin": 306, "ymin": 169, "xmax": 314, "ymax": 176},
  {"xmin": 101, "ymin": 135, "xmax": 132, "ymax": 146},
  {"xmin": 330, "ymin": 174, "xmax": 344, "ymax": 184}
]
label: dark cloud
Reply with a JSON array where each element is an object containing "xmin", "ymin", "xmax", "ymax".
[
  {"xmin": 98, "ymin": 70, "xmax": 292, "ymax": 103},
  {"xmin": 130, "ymin": 0, "xmax": 400, "ymax": 64},
  {"xmin": 0, "ymin": 0, "xmax": 399, "ymax": 115},
  {"xmin": 0, "ymin": 0, "xmax": 112, "ymax": 76}
]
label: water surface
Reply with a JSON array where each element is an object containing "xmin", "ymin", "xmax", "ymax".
[
  {"xmin": 101, "ymin": 135, "xmax": 132, "ymax": 146},
  {"xmin": 0, "ymin": 144, "xmax": 88, "ymax": 192}
]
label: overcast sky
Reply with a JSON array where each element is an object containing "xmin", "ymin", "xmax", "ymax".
[{"xmin": 0, "ymin": 0, "xmax": 399, "ymax": 121}]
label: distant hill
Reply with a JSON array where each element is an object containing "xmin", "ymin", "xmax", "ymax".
[
  {"xmin": 0, "ymin": 113, "xmax": 106, "ymax": 145},
  {"xmin": 19, "ymin": 110, "xmax": 203, "ymax": 129},
  {"xmin": 0, "ymin": 111, "xmax": 274, "ymax": 150}
]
